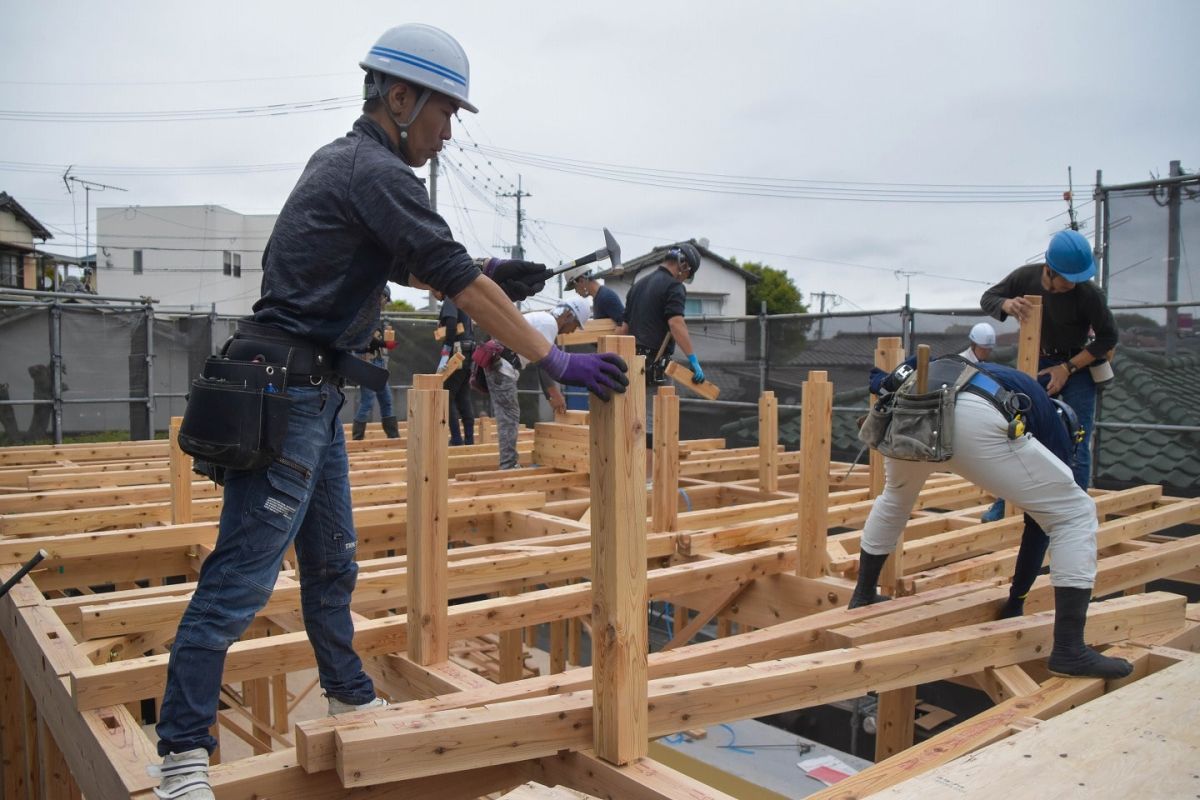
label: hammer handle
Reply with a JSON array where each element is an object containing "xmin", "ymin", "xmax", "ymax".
[{"xmin": 0, "ymin": 549, "xmax": 47, "ymax": 599}]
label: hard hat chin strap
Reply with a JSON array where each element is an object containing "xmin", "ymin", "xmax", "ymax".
[{"xmin": 375, "ymin": 71, "xmax": 432, "ymax": 163}]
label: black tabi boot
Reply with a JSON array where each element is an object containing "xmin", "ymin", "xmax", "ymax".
[
  {"xmin": 849, "ymin": 550, "xmax": 892, "ymax": 609},
  {"xmin": 1047, "ymin": 586, "xmax": 1134, "ymax": 679},
  {"xmin": 463, "ymin": 417, "xmax": 475, "ymax": 446},
  {"xmin": 351, "ymin": 420, "xmax": 367, "ymax": 441},
  {"xmin": 998, "ymin": 590, "xmax": 1027, "ymax": 620},
  {"xmin": 381, "ymin": 416, "xmax": 400, "ymax": 439}
]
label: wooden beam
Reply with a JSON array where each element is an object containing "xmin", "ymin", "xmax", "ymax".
[
  {"xmin": 870, "ymin": 338, "xmax": 904, "ymax": 499},
  {"xmin": 532, "ymin": 749, "xmax": 740, "ymax": 800},
  {"xmin": 407, "ymin": 373, "xmax": 450, "ymax": 665},
  {"xmin": 758, "ymin": 391, "xmax": 779, "ymax": 493},
  {"xmin": 1016, "ymin": 295, "xmax": 1042, "ymax": 377},
  {"xmin": 168, "ymin": 416, "xmax": 193, "ymax": 526},
  {"xmin": 874, "ymin": 686, "xmax": 916, "ymax": 761},
  {"xmin": 652, "ymin": 387, "xmax": 679, "ymax": 533},
  {"xmin": 589, "ymin": 335, "xmax": 648, "ymax": 765},
  {"xmin": 660, "ymin": 582, "xmax": 747, "ymax": 652},
  {"xmin": 798, "ymin": 371, "xmax": 832, "ymax": 578},
  {"xmin": 663, "ymin": 361, "xmax": 720, "ymax": 400}
]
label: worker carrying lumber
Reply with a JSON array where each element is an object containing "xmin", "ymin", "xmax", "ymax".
[
  {"xmin": 436, "ymin": 295, "xmax": 476, "ymax": 445},
  {"xmin": 851, "ymin": 355, "xmax": 1133, "ymax": 680},
  {"xmin": 478, "ymin": 297, "xmax": 590, "ymax": 469},
  {"xmin": 350, "ymin": 285, "xmax": 400, "ymax": 440},
  {"xmin": 155, "ymin": 24, "xmax": 628, "ymax": 800},
  {"xmin": 980, "ymin": 229, "xmax": 1117, "ymax": 489},
  {"xmin": 571, "ymin": 269, "xmax": 625, "ymax": 321},
  {"xmin": 959, "ymin": 321, "xmax": 996, "ymax": 364},
  {"xmin": 617, "ymin": 241, "xmax": 706, "ymax": 446}
]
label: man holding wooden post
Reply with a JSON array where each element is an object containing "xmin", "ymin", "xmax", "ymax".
[
  {"xmin": 617, "ymin": 242, "xmax": 709, "ymax": 448},
  {"xmin": 850, "ymin": 349, "xmax": 1133, "ymax": 680},
  {"xmin": 154, "ymin": 24, "xmax": 628, "ymax": 800}
]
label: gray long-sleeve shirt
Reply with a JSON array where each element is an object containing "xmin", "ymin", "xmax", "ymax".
[
  {"xmin": 253, "ymin": 115, "xmax": 479, "ymax": 351},
  {"xmin": 980, "ymin": 264, "xmax": 1118, "ymax": 359}
]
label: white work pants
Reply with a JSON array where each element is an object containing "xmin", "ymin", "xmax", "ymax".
[{"xmin": 861, "ymin": 393, "xmax": 1097, "ymax": 588}]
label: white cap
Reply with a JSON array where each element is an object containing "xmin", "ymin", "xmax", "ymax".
[
  {"xmin": 554, "ymin": 296, "xmax": 591, "ymax": 326},
  {"xmin": 969, "ymin": 322, "xmax": 996, "ymax": 347}
]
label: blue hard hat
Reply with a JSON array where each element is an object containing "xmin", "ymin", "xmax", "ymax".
[{"xmin": 1045, "ymin": 230, "xmax": 1095, "ymax": 283}]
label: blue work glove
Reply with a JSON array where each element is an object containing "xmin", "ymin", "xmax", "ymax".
[
  {"xmin": 538, "ymin": 346, "xmax": 629, "ymax": 400},
  {"xmin": 483, "ymin": 258, "xmax": 553, "ymax": 302},
  {"xmin": 687, "ymin": 354, "xmax": 705, "ymax": 383},
  {"xmin": 436, "ymin": 355, "xmax": 449, "ymax": 373}
]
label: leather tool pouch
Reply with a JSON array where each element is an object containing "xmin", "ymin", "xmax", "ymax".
[{"xmin": 178, "ymin": 355, "xmax": 292, "ymax": 477}]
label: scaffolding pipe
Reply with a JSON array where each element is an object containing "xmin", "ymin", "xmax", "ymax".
[{"xmin": 49, "ymin": 302, "xmax": 63, "ymax": 445}]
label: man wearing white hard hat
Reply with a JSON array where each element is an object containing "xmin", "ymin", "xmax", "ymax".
[
  {"xmin": 152, "ymin": 25, "xmax": 627, "ymax": 800},
  {"xmin": 959, "ymin": 321, "xmax": 996, "ymax": 364},
  {"xmin": 483, "ymin": 297, "xmax": 591, "ymax": 469}
]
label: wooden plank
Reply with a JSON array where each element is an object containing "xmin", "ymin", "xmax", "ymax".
[
  {"xmin": 652, "ymin": 387, "xmax": 679, "ymax": 533},
  {"xmin": 1016, "ymin": 294, "xmax": 1042, "ymax": 377},
  {"xmin": 873, "ymin": 338, "xmax": 905, "ymax": 594},
  {"xmin": 875, "ymin": 653, "xmax": 1200, "ymax": 799},
  {"xmin": 758, "ymin": 391, "xmax": 779, "ymax": 493},
  {"xmin": 439, "ymin": 351, "xmax": 464, "ymax": 379},
  {"xmin": 663, "ymin": 361, "xmax": 720, "ymax": 400},
  {"xmin": 532, "ymin": 750, "xmax": 740, "ymax": 800},
  {"xmin": 330, "ymin": 593, "xmax": 1183, "ymax": 785},
  {"xmin": 168, "ymin": 416, "xmax": 193, "ymax": 526},
  {"xmin": 798, "ymin": 371, "xmax": 832, "ymax": 578},
  {"xmin": 589, "ymin": 335, "xmax": 648, "ymax": 764},
  {"xmin": 659, "ymin": 582, "xmax": 747, "ymax": 652},
  {"xmin": 407, "ymin": 374, "xmax": 450, "ymax": 665}
]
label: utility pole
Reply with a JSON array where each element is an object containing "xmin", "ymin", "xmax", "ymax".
[
  {"xmin": 1166, "ymin": 160, "xmax": 1182, "ymax": 356},
  {"xmin": 427, "ymin": 156, "xmax": 439, "ymax": 310},
  {"xmin": 1065, "ymin": 166, "xmax": 1079, "ymax": 231},
  {"xmin": 62, "ymin": 168, "xmax": 127, "ymax": 265},
  {"xmin": 499, "ymin": 174, "xmax": 530, "ymax": 261},
  {"xmin": 809, "ymin": 290, "xmax": 840, "ymax": 342}
]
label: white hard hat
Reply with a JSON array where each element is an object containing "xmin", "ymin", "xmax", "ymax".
[
  {"xmin": 360, "ymin": 24, "xmax": 478, "ymax": 113},
  {"xmin": 555, "ymin": 296, "xmax": 591, "ymax": 326},
  {"xmin": 969, "ymin": 322, "xmax": 996, "ymax": 347}
]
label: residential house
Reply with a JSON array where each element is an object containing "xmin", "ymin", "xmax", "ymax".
[
  {"xmin": 0, "ymin": 192, "xmax": 54, "ymax": 291},
  {"xmin": 95, "ymin": 204, "xmax": 276, "ymax": 314}
]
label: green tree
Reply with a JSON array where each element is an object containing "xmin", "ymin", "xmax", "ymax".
[
  {"xmin": 735, "ymin": 259, "xmax": 808, "ymax": 315},
  {"xmin": 386, "ymin": 299, "xmax": 416, "ymax": 312}
]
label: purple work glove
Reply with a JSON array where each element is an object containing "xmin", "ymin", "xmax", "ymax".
[
  {"xmin": 538, "ymin": 346, "xmax": 629, "ymax": 400},
  {"xmin": 483, "ymin": 258, "xmax": 554, "ymax": 301}
]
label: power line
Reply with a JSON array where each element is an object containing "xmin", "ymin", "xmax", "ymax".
[
  {"xmin": 0, "ymin": 72, "xmax": 351, "ymax": 87},
  {"xmin": 0, "ymin": 96, "xmax": 358, "ymax": 123}
]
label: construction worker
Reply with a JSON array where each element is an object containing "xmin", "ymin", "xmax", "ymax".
[
  {"xmin": 152, "ymin": 25, "xmax": 627, "ymax": 800},
  {"xmin": 483, "ymin": 297, "xmax": 591, "ymax": 469},
  {"xmin": 571, "ymin": 270, "xmax": 624, "ymax": 322},
  {"xmin": 617, "ymin": 242, "xmax": 705, "ymax": 447},
  {"xmin": 437, "ymin": 295, "xmax": 476, "ymax": 446},
  {"xmin": 850, "ymin": 357, "xmax": 1132, "ymax": 680},
  {"xmin": 959, "ymin": 321, "xmax": 996, "ymax": 364},
  {"xmin": 351, "ymin": 286, "xmax": 399, "ymax": 440},
  {"xmin": 981, "ymin": 229, "xmax": 1118, "ymax": 488}
]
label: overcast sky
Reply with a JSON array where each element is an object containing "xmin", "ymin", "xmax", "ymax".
[{"xmin": 2, "ymin": 0, "xmax": 1196, "ymax": 313}]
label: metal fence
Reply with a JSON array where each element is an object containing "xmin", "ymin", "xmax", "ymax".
[{"xmin": 2, "ymin": 167, "xmax": 1197, "ymax": 493}]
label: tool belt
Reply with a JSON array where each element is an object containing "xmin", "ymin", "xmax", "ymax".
[{"xmin": 859, "ymin": 356, "xmax": 980, "ymax": 462}]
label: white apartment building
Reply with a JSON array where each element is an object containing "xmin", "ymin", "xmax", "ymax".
[{"xmin": 95, "ymin": 205, "xmax": 276, "ymax": 315}]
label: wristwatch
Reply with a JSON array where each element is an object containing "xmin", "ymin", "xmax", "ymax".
[{"xmin": 1064, "ymin": 362, "xmax": 1078, "ymax": 375}]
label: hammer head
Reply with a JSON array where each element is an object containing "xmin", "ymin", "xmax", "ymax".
[{"xmin": 603, "ymin": 227, "xmax": 621, "ymax": 272}]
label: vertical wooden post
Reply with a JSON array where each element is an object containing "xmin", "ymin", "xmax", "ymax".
[
  {"xmin": 874, "ymin": 685, "xmax": 917, "ymax": 762},
  {"xmin": 651, "ymin": 386, "xmax": 679, "ymax": 533},
  {"xmin": 407, "ymin": 373, "xmax": 449, "ymax": 665},
  {"xmin": 870, "ymin": 338, "xmax": 905, "ymax": 498},
  {"xmin": 271, "ymin": 672, "xmax": 289, "ymax": 736},
  {"xmin": 914, "ymin": 344, "xmax": 931, "ymax": 393},
  {"xmin": 758, "ymin": 390, "xmax": 779, "ymax": 493},
  {"xmin": 1, "ymin": 641, "xmax": 29, "ymax": 800},
  {"xmin": 499, "ymin": 587, "xmax": 524, "ymax": 683},
  {"xmin": 589, "ymin": 335, "xmax": 648, "ymax": 765},
  {"xmin": 1017, "ymin": 294, "xmax": 1043, "ymax": 377},
  {"xmin": 168, "ymin": 416, "xmax": 192, "ymax": 525},
  {"xmin": 797, "ymin": 371, "xmax": 832, "ymax": 578},
  {"xmin": 38, "ymin": 721, "xmax": 80, "ymax": 800}
]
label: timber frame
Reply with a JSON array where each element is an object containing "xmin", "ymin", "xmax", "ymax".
[{"xmin": 1, "ymin": 333, "xmax": 1198, "ymax": 799}]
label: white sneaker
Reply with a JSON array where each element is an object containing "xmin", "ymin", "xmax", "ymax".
[
  {"xmin": 147, "ymin": 748, "xmax": 215, "ymax": 800},
  {"xmin": 327, "ymin": 695, "xmax": 389, "ymax": 716}
]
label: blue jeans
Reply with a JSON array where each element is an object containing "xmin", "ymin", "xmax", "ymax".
[
  {"xmin": 352, "ymin": 356, "xmax": 393, "ymax": 422},
  {"xmin": 1046, "ymin": 360, "xmax": 1097, "ymax": 489},
  {"xmin": 156, "ymin": 383, "xmax": 375, "ymax": 756}
]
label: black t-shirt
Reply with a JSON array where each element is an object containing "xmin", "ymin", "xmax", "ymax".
[
  {"xmin": 592, "ymin": 284, "xmax": 625, "ymax": 322},
  {"xmin": 623, "ymin": 266, "xmax": 686, "ymax": 354},
  {"xmin": 980, "ymin": 264, "xmax": 1118, "ymax": 358}
]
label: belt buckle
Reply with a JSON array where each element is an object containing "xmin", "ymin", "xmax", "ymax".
[{"xmin": 309, "ymin": 375, "xmax": 324, "ymax": 386}]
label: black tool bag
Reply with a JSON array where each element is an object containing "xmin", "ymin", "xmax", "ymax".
[{"xmin": 178, "ymin": 355, "xmax": 292, "ymax": 474}]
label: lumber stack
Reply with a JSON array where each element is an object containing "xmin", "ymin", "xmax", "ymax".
[{"xmin": 1, "ymin": 339, "xmax": 1199, "ymax": 799}]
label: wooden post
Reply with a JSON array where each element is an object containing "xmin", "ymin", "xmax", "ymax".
[
  {"xmin": 589, "ymin": 335, "xmax": 648, "ymax": 765},
  {"xmin": 915, "ymin": 344, "xmax": 931, "ymax": 393},
  {"xmin": 882, "ymin": 343, "xmax": 926, "ymax": 596},
  {"xmin": 168, "ymin": 416, "xmax": 192, "ymax": 525},
  {"xmin": 652, "ymin": 386, "xmax": 679, "ymax": 533},
  {"xmin": 38, "ymin": 720, "xmax": 81, "ymax": 800},
  {"xmin": 1017, "ymin": 294, "xmax": 1043, "ymax": 377},
  {"xmin": 1, "ymin": 641, "xmax": 29, "ymax": 800},
  {"xmin": 870, "ymin": 338, "xmax": 905, "ymax": 499},
  {"xmin": 758, "ymin": 391, "xmax": 779, "ymax": 493},
  {"xmin": 407, "ymin": 373, "xmax": 449, "ymax": 665},
  {"xmin": 874, "ymin": 685, "xmax": 917, "ymax": 762},
  {"xmin": 797, "ymin": 371, "xmax": 832, "ymax": 578},
  {"xmin": 499, "ymin": 588, "xmax": 524, "ymax": 683}
]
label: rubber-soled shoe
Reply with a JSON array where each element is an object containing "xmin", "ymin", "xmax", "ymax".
[
  {"xmin": 148, "ymin": 748, "xmax": 215, "ymax": 800},
  {"xmin": 327, "ymin": 695, "xmax": 389, "ymax": 716}
]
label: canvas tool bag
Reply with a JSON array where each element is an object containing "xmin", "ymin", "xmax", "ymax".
[{"xmin": 859, "ymin": 357, "xmax": 978, "ymax": 463}]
